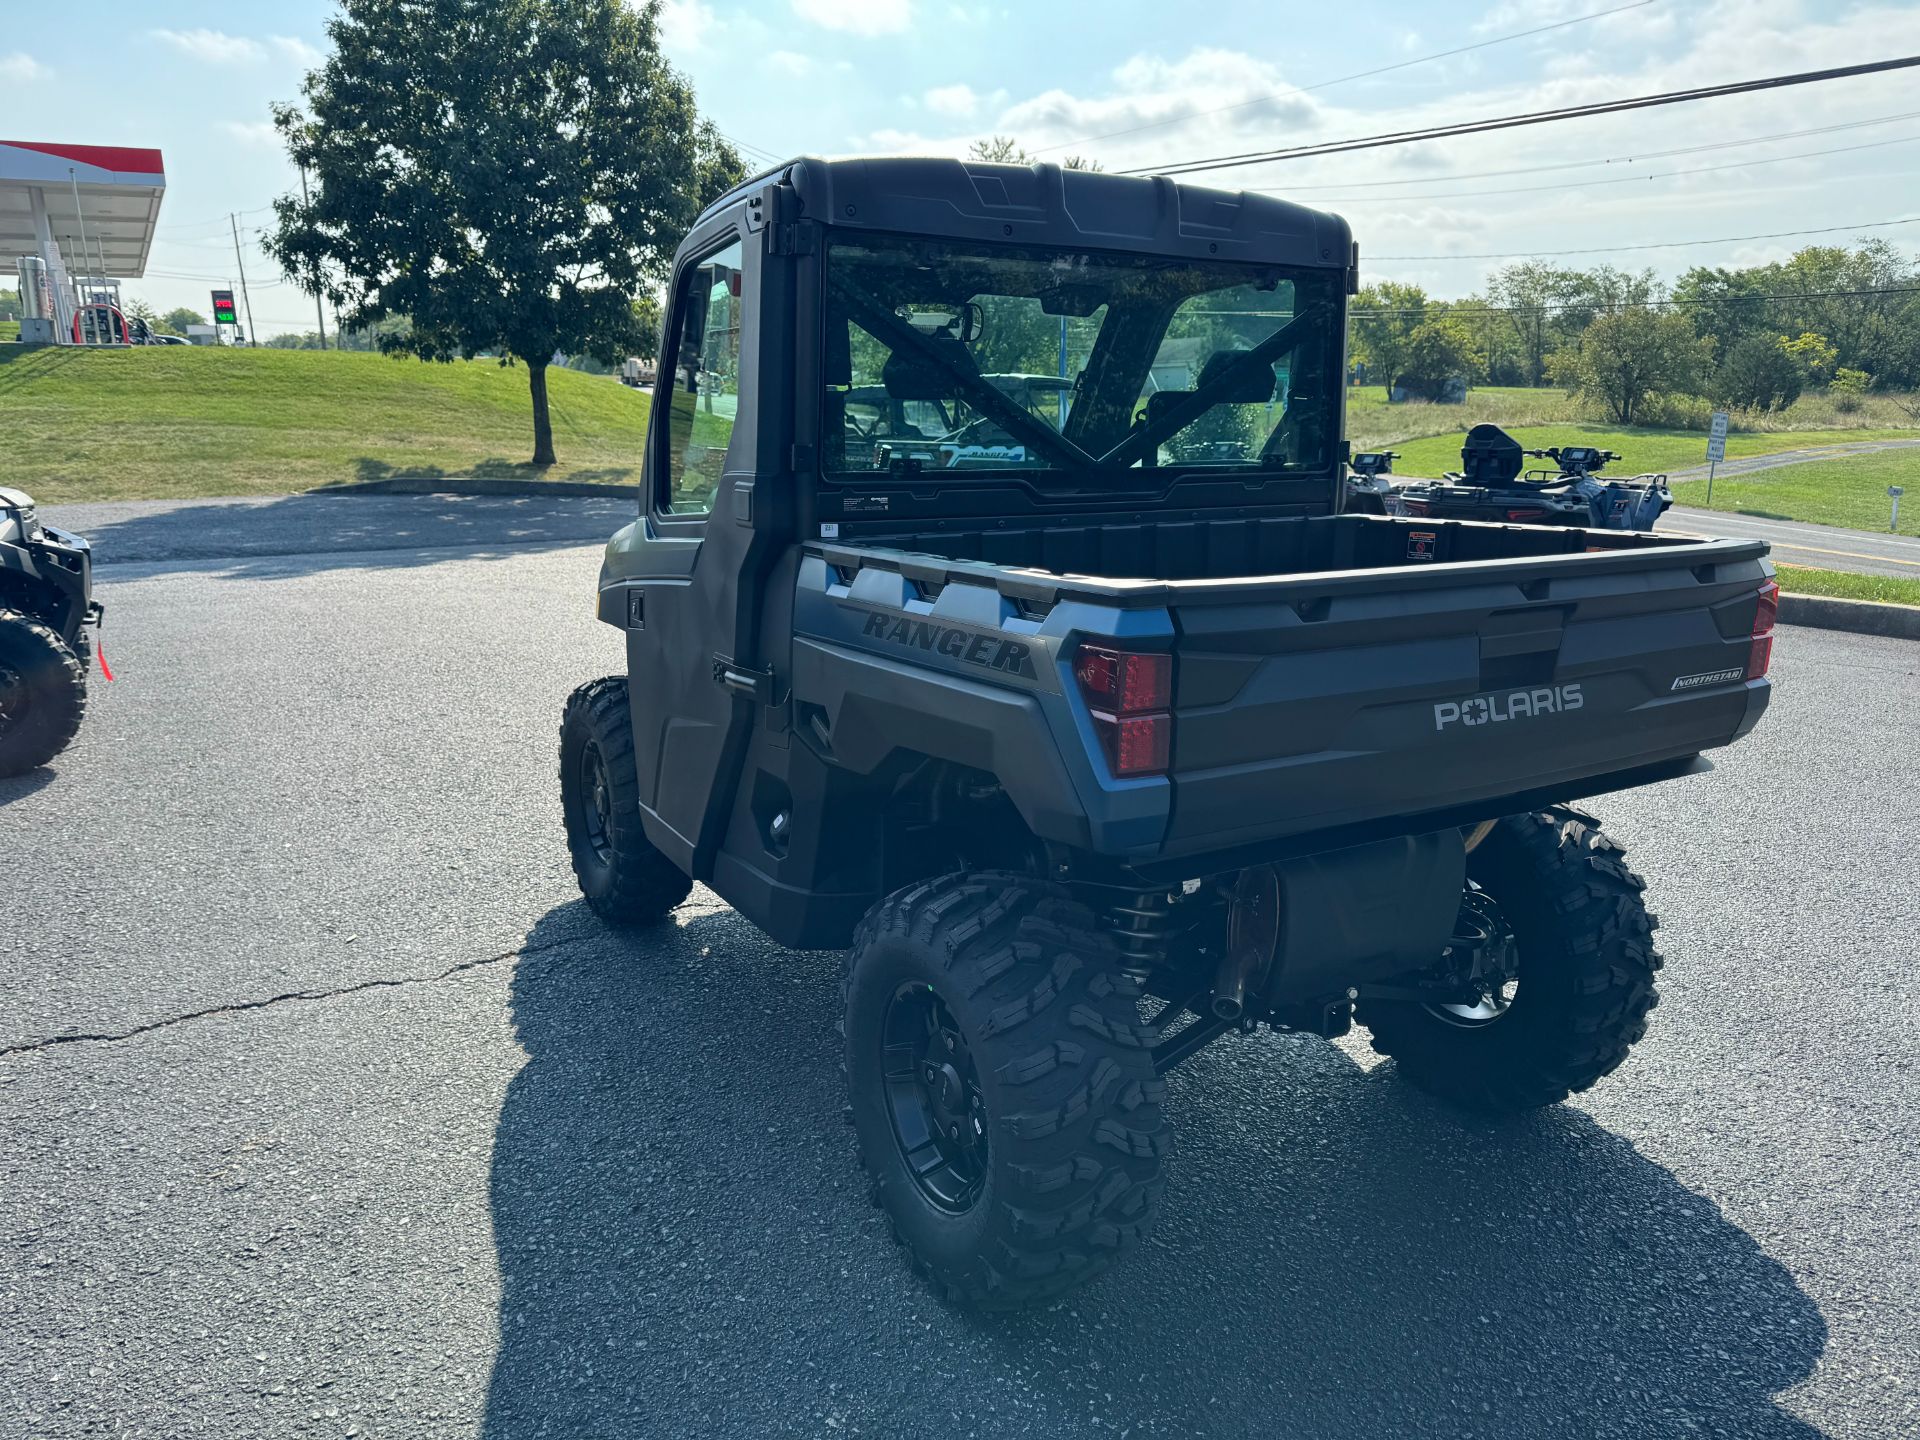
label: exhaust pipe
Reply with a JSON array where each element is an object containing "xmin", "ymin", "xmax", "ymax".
[{"xmin": 1213, "ymin": 865, "xmax": 1280, "ymax": 1021}]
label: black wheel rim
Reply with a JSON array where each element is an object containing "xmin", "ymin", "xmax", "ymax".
[
  {"xmin": 578, "ymin": 740, "xmax": 614, "ymax": 866},
  {"xmin": 1425, "ymin": 887, "xmax": 1521, "ymax": 1029},
  {"xmin": 0, "ymin": 662, "xmax": 25, "ymax": 739},
  {"xmin": 881, "ymin": 983, "xmax": 989, "ymax": 1213}
]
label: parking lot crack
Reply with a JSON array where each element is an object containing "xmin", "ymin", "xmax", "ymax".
[{"xmin": 0, "ymin": 937, "xmax": 575, "ymax": 1059}]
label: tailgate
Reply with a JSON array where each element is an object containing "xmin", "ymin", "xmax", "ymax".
[{"xmin": 1162, "ymin": 541, "xmax": 1772, "ymax": 858}]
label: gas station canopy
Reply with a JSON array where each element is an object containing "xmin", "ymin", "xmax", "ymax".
[{"xmin": 0, "ymin": 140, "xmax": 166, "ymax": 279}]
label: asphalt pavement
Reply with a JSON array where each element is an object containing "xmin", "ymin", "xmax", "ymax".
[
  {"xmin": 3, "ymin": 496, "xmax": 1917, "ymax": 1438},
  {"xmin": 1667, "ymin": 507, "xmax": 1920, "ymax": 580}
]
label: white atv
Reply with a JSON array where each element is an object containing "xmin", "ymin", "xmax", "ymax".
[{"xmin": 0, "ymin": 487, "xmax": 103, "ymax": 777}]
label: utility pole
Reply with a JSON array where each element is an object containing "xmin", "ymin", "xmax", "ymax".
[
  {"xmin": 230, "ymin": 213, "xmax": 258, "ymax": 347},
  {"xmin": 298, "ymin": 166, "xmax": 328, "ymax": 349}
]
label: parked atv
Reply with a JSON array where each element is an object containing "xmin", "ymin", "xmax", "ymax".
[
  {"xmin": 1396, "ymin": 424, "xmax": 1673, "ymax": 530},
  {"xmin": 1343, "ymin": 449, "xmax": 1403, "ymax": 514},
  {"xmin": 0, "ymin": 487, "xmax": 104, "ymax": 776}
]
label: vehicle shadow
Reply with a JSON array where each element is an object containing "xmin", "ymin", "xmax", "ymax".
[
  {"xmin": 347, "ymin": 457, "xmax": 639, "ymax": 488},
  {"xmin": 46, "ymin": 490, "xmax": 634, "ymax": 578},
  {"xmin": 483, "ymin": 901, "xmax": 1828, "ymax": 1440},
  {"xmin": 0, "ymin": 765, "xmax": 60, "ymax": 807}
]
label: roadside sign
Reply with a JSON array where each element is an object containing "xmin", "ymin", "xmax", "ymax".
[
  {"xmin": 1706, "ymin": 411, "xmax": 1729, "ymax": 464},
  {"xmin": 211, "ymin": 289, "xmax": 238, "ymax": 326},
  {"xmin": 1704, "ymin": 411, "xmax": 1730, "ymax": 502}
]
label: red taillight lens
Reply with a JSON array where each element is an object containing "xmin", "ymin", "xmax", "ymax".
[
  {"xmin": 1073, "ymin": 645, "xmax": 1171, "ymax": 715},
  {"xmin": 1091, "ymin": 712, "xmax": 1171, "ymax": 777},
  {"xmin": 1747, "ymin": 578, "xmax": 1779, "ymax": 679},
  {"xmin": 1401, "ymin": 499, "xmax": 1429, "ymax": 515},
  {"xmin": 1075, "ymin": 644, "xmax": 1173, "ymax": 777},
  {"xmin": 1506, "ymin": 507, "xmax": 1545, "ymax": 522}
]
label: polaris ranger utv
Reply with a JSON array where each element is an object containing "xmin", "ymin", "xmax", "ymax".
[
  {"xmin": 558, "ymin": 158, "xmax": 1777, "ymax": 1309},
  {"xmin": 0, "ymin": 487, "xmax": 103, "ymax": 776}
]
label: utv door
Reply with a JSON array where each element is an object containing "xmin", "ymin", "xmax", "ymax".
[{"xmin": 624, "ymin": 199, "xmax": 800, "ymax": 878}]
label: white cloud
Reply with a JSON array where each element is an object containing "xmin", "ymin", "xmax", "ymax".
[
  {"xmin": 221, "ymin": 121, "xmax": 282, "ymax": 149},
  {"xmin": 151, "ymin": 28, "xmax": 265, "ymax": 63},
  {"xmin": 768, "ymin": 49, "xmax": 813, "ymax": 75},
  {"xmin": 924, "ymin": 83, "xmax": 979, "ymax": 118},
  {"xmin": 656, "ymin": 0, "xmax": 716, "ymax": 50},
  {"xmin": 792, "ymin": 0, "xmax": 911, "ymax": 35},
  {"xmin": 270, "ymin": 35, "xmax": 324, "ymax": 67},
  {"xmin": 0, "ymin": 51, "xmax": 48, "ymax": 82}
]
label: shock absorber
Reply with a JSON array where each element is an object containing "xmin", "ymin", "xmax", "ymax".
[{"xmin": 1104, "ymin": 891, "xmax": 1177, "ymax": 971}]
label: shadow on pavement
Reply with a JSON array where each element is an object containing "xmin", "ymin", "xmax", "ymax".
[
  {"xmin": 50, "ymin": 490, "xmax": 634, "ymax": 577},
  {"xmin": 0, "ymin": 765, "xmax": 60, "ymax": 808},
  {"xmin": 482, "ymin": 901, "xmax": 1828, "ymax": 1439},
  {"xmin": 349, "ymin": 457, "xmax": 639, "ymax": 488}
]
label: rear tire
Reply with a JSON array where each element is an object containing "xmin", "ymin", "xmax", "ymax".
[
  {"xmin": 1359, "ymin": 807, "xmax": 1661, "ymax": 1113},
  {"xmin": 558, "ymin": 676, "xmax": 692, "ymax": 927},
  {"xmin": 0, "ymin": 609, "xmax": 86, "ymax": 778},
  {"xmin": 843, "ymin": 873, "xmax": 1168, "ymax": 1310}
]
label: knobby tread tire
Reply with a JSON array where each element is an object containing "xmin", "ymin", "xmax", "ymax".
[
  {"xmin": 0, "ymin": 608, "xmax": 86, "ymax": 778},
  {"xmin": 1359, "ymin": 807, "xmax": 1662, "ymax": 1113},
  {"xmin": 558, "ymin": 676, "xmax": 693, "ymax": 926},
  {"xmin": 842, "ymin": 872, "xmax": 1168, "ymax": 1310}
]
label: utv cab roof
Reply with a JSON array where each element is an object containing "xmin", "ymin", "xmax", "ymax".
[{"xmin": 704, "ymin": 155, "xmax": 1355, "ymax": 273}]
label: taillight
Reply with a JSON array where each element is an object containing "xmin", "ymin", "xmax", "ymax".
[
  {"xmin": 1075, "ymin": 644, "xmax": 1173, "ymax": 777},
  {"xmin": 1401, "ymin": 499, "xmax": 1429, "ymax": 515},
  {"xmin": 1506, "ymin": 507, "xmax": 1545, "ymax": 522},
  {"xmin": 1747, "ymin": 578, "xmax": 1779, "ymax": 679}
]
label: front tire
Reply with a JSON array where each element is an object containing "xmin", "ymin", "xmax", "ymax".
[
  {"xmin": 558, "ymin": 676, "xmax": 692, "ymax": 926},
  {"xmin": 1359, "ymin": 808, "xmax": 1661, "ymax": 1113},
  {"xmin": 0, "ymin": 609, "xmax": 86, "ymax": 778},
  {"xmin": 843, "ymin": 873, "xmax": 1168, "ymax": 1310}
]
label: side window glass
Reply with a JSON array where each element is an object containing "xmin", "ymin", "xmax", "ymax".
[{"xmin": 663, "ymin": 238, "xmax": 744, "ymax": 515}]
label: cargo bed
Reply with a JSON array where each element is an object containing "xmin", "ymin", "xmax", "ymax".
[{"xmin": 804, "ymin": 513, "xmax": 1773, "ymax": 872}]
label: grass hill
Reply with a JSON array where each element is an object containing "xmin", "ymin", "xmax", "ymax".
[{"xmin": 1, "ymin": 344, "xmax": 649, "ymax": 504}]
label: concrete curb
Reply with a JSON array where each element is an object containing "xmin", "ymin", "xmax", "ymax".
[
  {"xmin": 1780, "ymin": 593, "xmax": 1920, "ymax": 640},
  {"xmin": 312, "ymin": 476, "xmax": 634, "ymax": 499}
]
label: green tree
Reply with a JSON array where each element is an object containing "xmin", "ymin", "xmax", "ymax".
[
  {"xmin": 1549, "ymin": 308, "xmax": 1707, "ymax": 425},
  {"xmin": 1397, "ymin": 315, "xmax": 1482, "ymax": 398},
  {"xmin": 1671, "ymin": 265, "xmax": 1770, "ymax": 359},
  {"xmin": 965, "ymin": 137, "xmax": 1100, "ymax": 170},
  {"xmin": 969, "ymin": 136, "xmax": 1028, "ymax": 162},
  {"xmin": 1349, "ymin": 281, "xmax": 1430, "ymax": 386},
  {"xmin": 264, "ymin": 0, "xmax": 742, "ymax": 466},
  {"xmin": 1714, "ymin": 334, "xmax": 1806, "ymax": 412},
  {"xmin": 0, "ymin": 286, "xmax": 20, "ymax": 319},
  {"xmin": 1780, "ymin": 331, "xmax": 1837, "ymax": 384},
  {"xmin": 160, "ymin": 307, "xmax": 205, "ymax": 336},
  {"xmin": 1485, "ymin": 263, "xmax": 1586, "ymax": 385}
]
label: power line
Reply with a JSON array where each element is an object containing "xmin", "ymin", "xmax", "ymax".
[
  {"xmin": 717, "ymin": 130, "xmax": 784, "ymax": 165},
  {"xmin": 155, "ymin": 205, "xmax": 276, "ymax": 233},
  {"xmin": 1349, "ymin": 285, "xmax": 1920, "ymax": 316},
  {"xmin": 1307, "ymin": 132, "xmax": 1920, "ymax": 206},
  {"xmin": 1029, "ymin": 0, "xmax": 1661, "ymax": 157},
  {"xmin": 1255, "ymin": 107, "xmax": 1920, "ymax": 193},
  {"xmin": 1370, "ymin": 216, "xmax": 1920, "ymax": 262},
  {"xmin": 1125, "ymin": 55, "xmax": 1920, "ymax": 177}
]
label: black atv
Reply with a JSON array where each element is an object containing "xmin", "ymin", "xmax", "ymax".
[
  {"xmin": 1396, "ymin": 424, "xmax": 1673, "ymax": 530},
  {"xmin": 0, "ymin": 487, "xmax": 104, "ymax": 776},
  {"xmin": 1343, "ymin": 449, "xmax": 1402, "ymax": 514}
]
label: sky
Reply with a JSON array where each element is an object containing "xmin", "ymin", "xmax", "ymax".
[{"xmin": 4, "ymin": 0, "xmax": 1919, "ymax": 337}]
